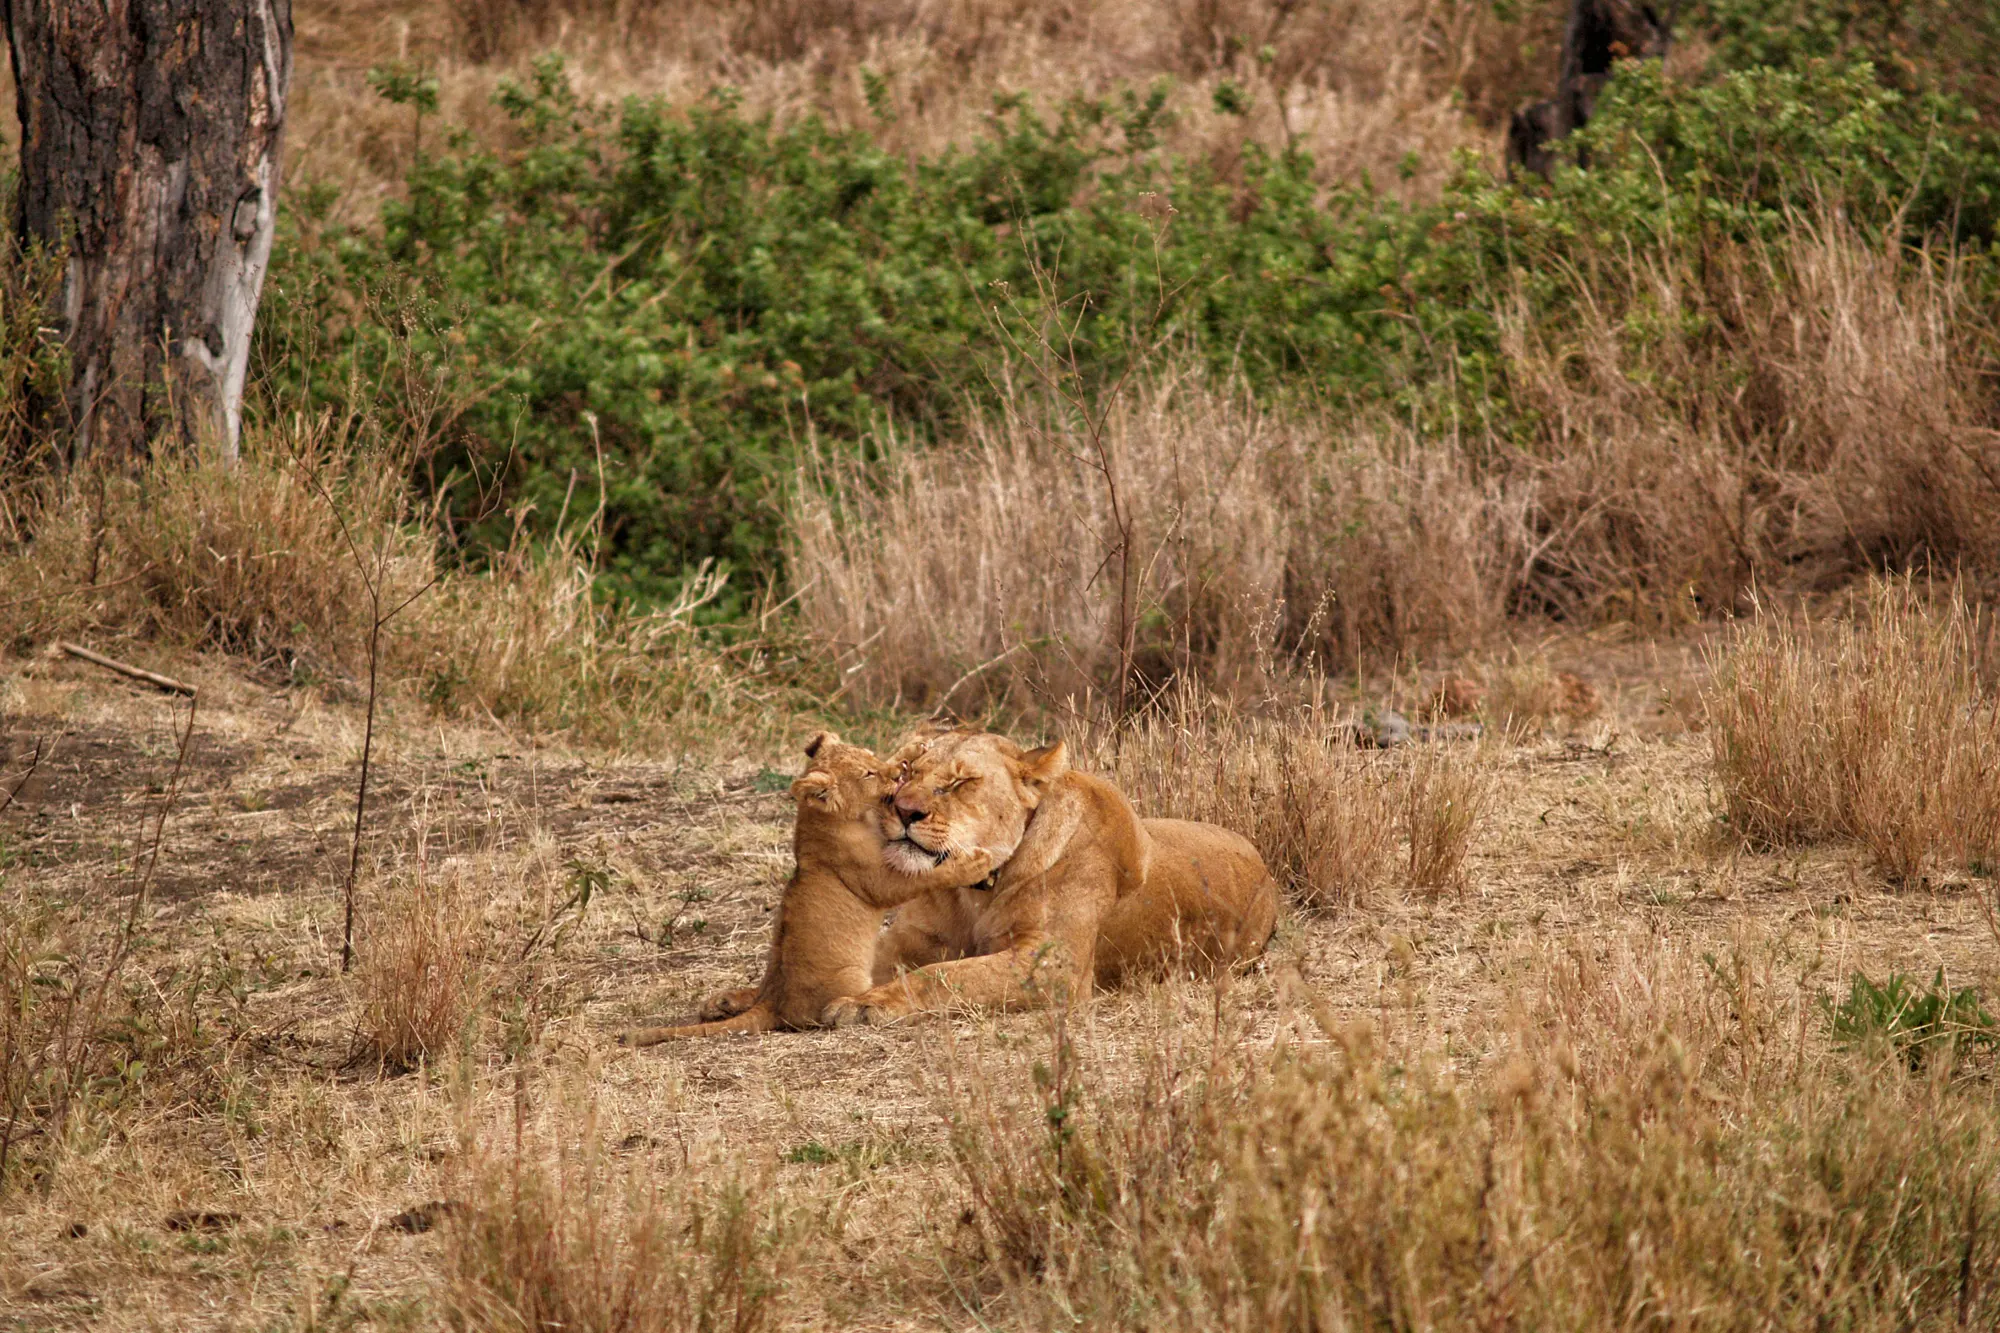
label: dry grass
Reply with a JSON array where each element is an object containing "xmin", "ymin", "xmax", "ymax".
[
  {"xmin": 285, "ymin": 0, "xmax": 1540, "ymax": 223},
  {"xmin": 935, "ymin": 935, "xmax": 2000, "ymax": 1330},
  {"xmin": 353, "ymin": 859, "xmax": 488, "ymax": 1073},
  {"xmin": 1400, "ymin": 739, "xmax": 1490, "ymax": 893},
  {"xmin": 1065, "ymin": 687, "xmax": 1402, "ymax": 911},
  {"xmin": 1058, "ymin": 684, "xmax": 1496, "ymax": 908},
  {"xmin": 791, "ymin": 368, "xmax": 1524, "ymax": 710},
  {"xmin": 791, "ymin": 216, "xmax": 2000, "ymax": 711},
  {"xmin": 1706, "ymin": 580, "xmax": 2000, "ymax": 882},
  {"xmin": 0, "ymin": 422, "xmax": 421, "ymax": 672},
  {"xmin": 0, "ymin": 418, "xmax": 800, "ymax": 750},
  {"xmin": 1483, "ymin": 650, "xmax": 1604, "ymax": 738},
  {"xmin": 4, "ymin": 629, "xmax": 1999, "ymax": 1327},
  {"xmin": 1503, "ymin": 218, "xmax": 2000, "ymax": 624},
  {"xmin": 441, "ymin": 1140, "xmax": 786, "ymax": 1332}
]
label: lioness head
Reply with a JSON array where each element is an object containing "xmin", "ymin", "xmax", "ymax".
[
  {"xmin": 880, "ymin": 728, "xmax": 1068, "ymax": 877},
  {"xmin": 790, "ymin": 731, "xmax": 894, "ymax": 819}
]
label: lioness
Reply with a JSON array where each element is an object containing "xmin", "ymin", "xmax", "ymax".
[
  {"xmin": 616, "ymin": 733, "xmax": 996, "ymax": 1044},
  {"xmin": 825, "ymin": 728, "xmax": 1278, "ymax": 1025}
]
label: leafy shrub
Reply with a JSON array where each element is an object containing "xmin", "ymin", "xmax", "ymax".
[
  {"xmin": 1694, "ymin": 0, "xmax": 2000, "ymax": 240},
  {"xmin": 258, "ymin": 45, "xmax": 2000, "ymax": 606},
  {"xmin": 1829, "ymin": 968, "xmax": 1999, "ymax": 1071}
]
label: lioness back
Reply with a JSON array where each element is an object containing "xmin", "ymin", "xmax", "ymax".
[{"xmin": 1093, "ymin": 817, "xmax": 1277, "ymax": 987}]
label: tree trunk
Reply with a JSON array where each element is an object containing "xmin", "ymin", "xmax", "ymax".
[
  {"xmin": 6, "ymin": 0, "xmax": 293, "ymax": 465},
  {"xmin": 1507, "ymin": 0, "xmax": 1676, "ymax": 179}
]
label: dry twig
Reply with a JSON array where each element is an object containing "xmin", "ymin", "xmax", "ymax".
[{"xmin": 56, "ymin": 641, "xmax": 196, "ymax": 696}]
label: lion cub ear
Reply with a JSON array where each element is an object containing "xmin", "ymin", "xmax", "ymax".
[
  {"xmin": 802, "ymin": 730, "xmax": 840, "ymax": 759},
  {"xmin": 1016, "ymin": 741, "xmax": 1069, "ymax": 804}
]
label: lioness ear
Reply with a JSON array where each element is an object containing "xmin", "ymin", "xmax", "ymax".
[
  {"xmin": 803, "ymin": 730, "xmax": 839, "ymax": 760},
  {"xmin": 1017, "ymin": 741, "xmax": 1069, "ymax": 799}
]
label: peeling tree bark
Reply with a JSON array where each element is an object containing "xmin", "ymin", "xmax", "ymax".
[{"xmin": 6, "ymin": 0, "xmax": 292, "ymax": 465}]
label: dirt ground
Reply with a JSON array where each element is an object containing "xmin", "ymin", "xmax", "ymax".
[{"xmin": 1, "ymin": 634, "xmax": 1995, "ymax": 1329}]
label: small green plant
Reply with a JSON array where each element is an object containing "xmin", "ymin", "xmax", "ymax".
[
  {"xmin": 1828, "ymin": 968, "xmax": 1999, "ymax": 1070},
  {"xmin": 782, "ymin": 1141, "xmax": 835, "ymax": 1165}
]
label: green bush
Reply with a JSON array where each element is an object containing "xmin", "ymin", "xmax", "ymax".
[
  {"xmin": 255, "ymin": 48, "xmax": 2000, "ymax": 601},
  {"xmin": 1829, "ymin": 968, "xmax": 1999, "ymax": 1071}
]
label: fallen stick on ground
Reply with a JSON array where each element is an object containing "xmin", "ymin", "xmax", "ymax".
[{"xmin": 56, "ymin": 642, "xmax": 197, "ymax": 697}]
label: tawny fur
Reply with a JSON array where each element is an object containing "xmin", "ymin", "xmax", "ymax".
[
  {"xmin": 616, "ymin": 734, "xmax": 996, "ymax": 1045},
  {"xmin": 831, "ymin": 729, "xmax": 1279, "ymax": 1026}
]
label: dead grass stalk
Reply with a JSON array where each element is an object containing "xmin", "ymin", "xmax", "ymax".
[{"xmin": 1706, "ymin": 579, "xmax": 2000, "ymax": 882}]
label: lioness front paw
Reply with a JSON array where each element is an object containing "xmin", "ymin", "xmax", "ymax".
[
  {"xmin": 821, "ymin": 997, "xmax": 903, "ymax": 1028},
  {"xmin": 821, "ymin": 998, "xmax": 868, "ymax": 1028}
]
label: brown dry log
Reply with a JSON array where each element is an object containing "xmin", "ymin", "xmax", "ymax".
[
  {"xmin": 57, "ymin": 640, "xmax": 196, "ymax": 696},
  {"xmin": 6, "ymin": 0, "xmax": 293, "ymax": 464}
]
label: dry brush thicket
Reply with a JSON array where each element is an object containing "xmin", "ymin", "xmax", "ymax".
[
  {"xmin": 1707, "ymin": 580, "xmax": 2000, "ymax": 883},
  {"xmin": 792, "ymin": 216, "xmax": 2000, "ymax": 711},
  {"xmin": 938, "ymin": 938, "xmax": 2000, "ymax": 1330}
]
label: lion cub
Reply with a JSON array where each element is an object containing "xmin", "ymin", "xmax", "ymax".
[{"xmin": 617, "ymin": 733, "xmax": 995, "ymax": 1044}]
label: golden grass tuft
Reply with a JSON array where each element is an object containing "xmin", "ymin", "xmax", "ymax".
[
  {"xmin": 441, "ymin": 1138, "xmax": 786, "ymax": 1332},
  {"xmin": 353, "ymin": 860, "xmax": 488, "ymax": 1073},
  {"xmin": 1706, "ymin": 580, "xmax": 2000, "ymax": 882},
  {"xmin": 1065, "ymin": 686, "xmax": 1401, "ymax": 912},
  {"xmin": 934, "ymin": 933, "xmax": 2000, "ymax": 1330},
  {"xmin": 1400, "ymin": 740, "xmax": 1491, "ymax": 894}
]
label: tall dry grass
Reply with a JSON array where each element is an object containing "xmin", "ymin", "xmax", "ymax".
[
  {"xmin": 1504, "ymin": 217, "xmax": 2000, "ymax": 624},
  {"xmin": 442, "ymin": 1136, "xmax": 788, "ymax": 1331},
  {"xmin": 1060, "ymin": 684, "xmax": 1490, "ymax": 909},
  {"xmin": 935, "ymin": 931, "xmax": 2000, "ymax": 1329},
  {"xmin": 1706, "ymin": 580, "xmax": 2000, "ymax": 882},
  {"xmin": 353, "ymin": 859, "xmax": 489, "ymax": 1072},
  {"xmin": 1, "ymin": 422, "xmax": 423, "ymax": 671},
  {"xmin": 791, "ymin": 368, "xmax": 1525, "ymax": 711},
  {"xmin": 1399, "ymin": 739, "xmax": 1491, "ymax": 893},
  {"xmin": 0, "ymin": 418, "xmax": 793, "ymax": 748},
  {"xmin": 1065, "ymin": 689, "xmax": 1399, "ymax": 910},
  {"xmin": 792, "ymin": 216, "xmax": 2000, "ymax": 706},
  {"xmin": 288, "ymin": 0, "xmax": 1537, "ymax": 217}
]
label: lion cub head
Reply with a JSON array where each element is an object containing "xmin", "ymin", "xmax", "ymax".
[
  {"xmin": 881, "ymin": 728, "xmax": 1068, "ymax": 878},
  {"xmin": 789, "ymin": 731, "xmax": 894, "ymax": 820}
]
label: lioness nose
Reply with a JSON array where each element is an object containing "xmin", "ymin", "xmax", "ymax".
[{"xmin": 893, "ymin": 792, "xmax": 926, "ymax": 826}]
